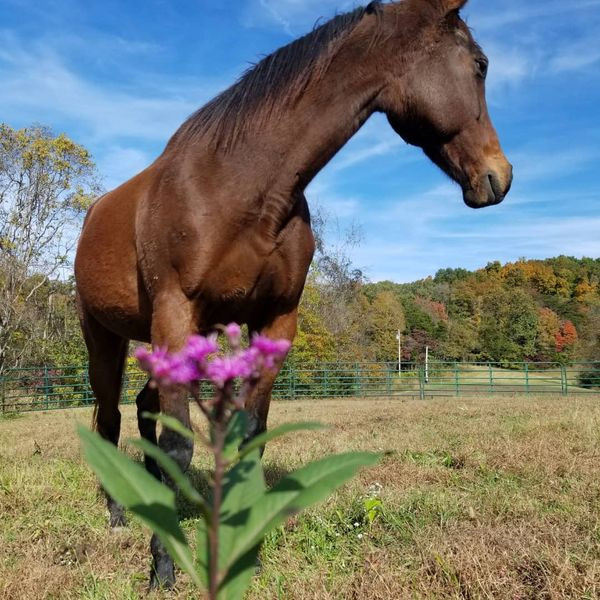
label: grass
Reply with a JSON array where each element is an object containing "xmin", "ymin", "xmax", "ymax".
[{"xmin": 1, "ymin": 396, "xmax": 600, "ymax": 598}]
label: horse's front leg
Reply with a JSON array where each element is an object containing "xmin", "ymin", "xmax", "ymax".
[
  {"xmin": 244, "ymin": 307, "xmax": 298, "ymax": 448},
  {"xmin": 148, "ymin": 290, "xmax": 196, "ymax": 589}
]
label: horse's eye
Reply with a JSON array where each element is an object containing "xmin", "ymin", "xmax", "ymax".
[{"xmin": 475, "ymin": 58, "xmax": 488, "ymax": 79}]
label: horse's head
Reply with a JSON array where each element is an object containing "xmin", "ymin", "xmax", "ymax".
[{"xmin": 376, "ymin": 0, "xmax": 512, "ymax": 208}]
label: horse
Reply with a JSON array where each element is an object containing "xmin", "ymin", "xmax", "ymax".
[{"xmin": 75, "ymin": 0, "xmax": 512, "ymax": 588}]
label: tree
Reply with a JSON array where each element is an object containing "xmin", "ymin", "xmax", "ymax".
[
  {"xmin": 479, "ymin": 288, "xmax": 539, "ymax": 363},
  {"xmin": 537, "ymin": 307, "xmax": 561, "ymax": 361},
  {"xmin": 0, "ymin": 124, "xmax": 100, "ymax": 373},
  {"xmin": 367, "ymin": 291, "xmax": 405, "ymax": 362},
  {"xmin": 555, "ymin": 320, "xmax": 578, "ymax": 354},
  {"xmin": 298, "ymin": 205, "xmax": 369, "ymax": 361}
]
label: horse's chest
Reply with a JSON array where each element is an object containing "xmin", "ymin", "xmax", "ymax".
[
  {"xmin": 198, "ymin": 221, "xmax": 314, "ymax": 323},
  {"xmin": 208, "ymin": 245, "xmax": 302, "ymax": 303}
]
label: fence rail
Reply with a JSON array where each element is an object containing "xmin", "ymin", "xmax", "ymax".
[{"xmin": 1, "ymin": 361, "xmax": 599, "ymax": 414}]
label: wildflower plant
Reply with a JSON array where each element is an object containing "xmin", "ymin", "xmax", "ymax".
[{"xmin": 78, "ymin": 324, "xmax": 379, "ymax": 599}]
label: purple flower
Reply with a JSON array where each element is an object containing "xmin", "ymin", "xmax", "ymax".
[
  {"xmin": 205, "ymin": 354, "xmax": 254, "ymax": 389},
  {"xmin": 224, "ymin": 323, "xmax": 242, "ymax": 346},
  {"xmin": 183, "ymin": 334, "xmax": 219, "ymax": 363},
  {"xmin": 134, "ymin": 325, "xmax": 290, "ymax": 390},
  {"xmin": 164, "ymin": 355, "xmax": 202, "ymax": 385},
  {"xmin": 251, "ymin": 335, "xmax": 291, "ymax": 368},
  {"xmin": 135, "ymin": 337, "xmax": 216, "ymax": 387}
]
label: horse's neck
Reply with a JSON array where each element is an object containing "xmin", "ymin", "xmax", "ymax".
[
  {"xmin": 260, "ymin": 68, "xmax": 383, "ymax": 192},
  {"xmin": 228, "ymin": 54, "xmax": 384, "ymax": 241},
  {"xmin": 227, "ymin": 38, "xmax": 383, "ymax": 194}
]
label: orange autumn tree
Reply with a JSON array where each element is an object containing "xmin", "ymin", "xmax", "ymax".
[{"xmin": 555, "ymin": 320, "xmax": 578, "ymax": 354}]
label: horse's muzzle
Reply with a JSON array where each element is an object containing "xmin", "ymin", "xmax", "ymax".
[{"xmin": 463, "ymin": 164, "xmax": 513, "ymax": 209}]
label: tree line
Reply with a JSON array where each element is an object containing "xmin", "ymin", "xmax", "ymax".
[
  {"xmin": 293, "ymin": 255, "xmax": 599, "ymax": 367},
  {"xmin": 1, "ymin": 123, "xmax": 598, "ymax": 375}
]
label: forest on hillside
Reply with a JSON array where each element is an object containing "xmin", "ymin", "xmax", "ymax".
[
  {"xmin": 1, "ymin": 124, "xmax": 599, "ymax": 374},
  {"xmin": 294, "ymin": 256, "xmax": 600, "ymax": 366}
]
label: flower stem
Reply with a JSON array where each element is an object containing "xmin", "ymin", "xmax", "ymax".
[{"xmin": 209, "ymin": 392, "xmax": 227, "ymax": 599}]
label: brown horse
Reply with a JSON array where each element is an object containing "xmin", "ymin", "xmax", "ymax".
[{"xmin": 75, "ymin": 0, "xmax": 512, "ymax": 587}]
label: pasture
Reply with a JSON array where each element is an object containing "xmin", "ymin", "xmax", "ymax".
[{"xmin": 1, "ymin": 395, "xmax": 600, "ymax": 599}]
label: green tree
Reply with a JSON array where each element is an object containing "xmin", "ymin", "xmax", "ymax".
[
  {"xmin": 479, "ymin": 289, "xmax": 539, "ymax": 362},
  {"xmin": 0, "ymin": 124, "xmax": 100, "ymax": 373},
  {"xmin": 367, "ymin": 290, "xmax": 405, "ymax": 362}
]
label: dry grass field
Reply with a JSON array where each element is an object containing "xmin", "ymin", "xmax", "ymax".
[{"xmin": 1, "ymin": 395, "xmax": 600, "ymax": 599}]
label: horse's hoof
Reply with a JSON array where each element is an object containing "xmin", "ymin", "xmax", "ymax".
[
  {"xmin": 150, "ymin": 535, "xmax": 176, "ymax": 590},
  {"xmin": 109, "ymin": 508, "xmax": 127, "ymax": 528},
  {"xmin": 149, "ymin": 562, "xmax": 176, "ymax": 590}
]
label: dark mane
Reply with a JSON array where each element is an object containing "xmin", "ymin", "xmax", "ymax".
[{"xmin": 170, "ymin": 2, "xmax": 385, "ymax": 152}]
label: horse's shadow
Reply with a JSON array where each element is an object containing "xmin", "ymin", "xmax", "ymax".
[{"xmin": 179, "ymin": 462, "xmax": 291, "ymax": 521}]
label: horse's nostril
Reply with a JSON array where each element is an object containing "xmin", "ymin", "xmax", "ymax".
[{"xmin": 486, "ymin": 171, "xmax": 503, "ymax": 202}]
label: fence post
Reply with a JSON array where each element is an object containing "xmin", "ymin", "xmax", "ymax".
[
  {"xmin": 43, "ymin": 366, "xmax": 51, "ymax": 410},
  {"xmin": 355, "ymin": 362, "xmax": 361, "ymax": 398},
  {"xmin": 288, "ymin": 365, "xmax": 295, "ymax": 400},
  {"xmin": 454, "ymin": 362, "xmax": 460, "ymax": 396},
  {"xmin": 386, "ymin": 365, "xmax": 392, "ymax": 396},
  {"xmin": 560, "ymin": 364, "xmax": 568, "ymax": 396},
  {"xmin": 419, "ymin": 366, "xmax": 425, "ymax": 400},
  {"xmin": 488, "ymin": 363, "xmax": 494, "ymax": 394},
  {"xmin": 123, "ymin": 367, "xmax": 130, "ymax": 405},
  {"xmin": 524, "ymin": 363, "xmax": 530, "ymax": 395},
  {"xmin": 83, "ymin": 369, "xmax": 91, "ymax": 405},
  {"xmin": 0, "ymin": 371, "xmax": 5, "ymax": 414}
]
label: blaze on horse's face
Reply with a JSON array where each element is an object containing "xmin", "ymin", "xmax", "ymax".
[{"xmin": 382, "ymin": 0, "xmax": 513, "ymax": 208}]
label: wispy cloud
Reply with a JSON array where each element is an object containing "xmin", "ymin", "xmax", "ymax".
[
  {"xmin": 0, "ymin": 31, "xmax": 222, "ymax": 143},
  {"xmin": 509, "ymin": 146, "xmax": 600, "ymax": 183},
  {"xmin": 96, "ymin": 146, "xmax": 152, "ymax": 190},
  {"xmin": 549, "ymin": 35, "xmax": 600, "ymax": 73},
  {"xmin": 308, "ymin": 179, "xmax": 362, "ymax": 218},
  {"xmin": 469, "ymin": 0, "xmax": 600, "ymax": 31},
  {"xmin": 329, "ymin": 116, "xmax": 407, "ymax": 172},
  {"xmin": 243, "ymin": 0, "xmax": 356, "ymax": 34}
]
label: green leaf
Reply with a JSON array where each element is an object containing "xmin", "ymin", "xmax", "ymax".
[
  {"xmin": 77, "ymin": 426, "xmax": 200, "ymax": 586},
  {"xmin": 130, "ymin": 438, "xmax": 211, "ymax": 518},
  {"xmin": 237, "ymin": 422, "xmax": 325, "ymax": 460},
  {"xmin": 218, "ymin": 544, "xmax": 260, "ymax": 600},
  {"xmin": 223, "ymin": 411, "xmax": 248, "ymax": 463},
  {"xmin": 141, "ymin": 412, "xmax": 196, "ymax": 442},
  {"xmin": 219, "ymin": 449, "xmax": 265, "ymax": 573},
  {"xmin": 223, "ymin": 451, "xmax": 380, "ymax": 571},
  {"xmin": 195, "ymin": 518, "xmax": 210, "ymax": 590}
]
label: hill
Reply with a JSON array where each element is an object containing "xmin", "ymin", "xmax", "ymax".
[{"xmin": 292, "ymin": 255, "xmax": 599, "ymax": 365}]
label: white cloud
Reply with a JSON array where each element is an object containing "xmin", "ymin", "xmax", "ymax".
[
  {"xmin": 308, "ymin": 180, "xmax": 362, "ymax": 218},
  {"xmin": 96, "ymin": 146, "xmax": 153, "ymax": 190},
  {"xmin": 0, "ymin": 32, "xmax": 223, "ymax": 144},
  {"xmin": 484, "ymin": 43, "xmax": 535, "ymax": 98},
  {"xmin": 329, "ymin": 115, "xmax": 408, "ymax": 172},
  {"xmin": 549, "ymin": 37, "xmax": 600, "ymax": 73},
  {"xmin": 244, "ymin": 0, "xmax": 357, "ymax": 34},
  {"xmin": 468, "ymin": 0, "xmax": 600, "ymax": 31},
  {"xmin": 509, "ymin": 146, "xmax": 600, "ymax": 183}
]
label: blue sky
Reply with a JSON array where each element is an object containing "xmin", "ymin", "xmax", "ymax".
[{"xmin": 1, "ymin": 0, "xmax": 599, "ymax": 282}]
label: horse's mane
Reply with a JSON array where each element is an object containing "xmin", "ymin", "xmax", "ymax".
[{"xmin": 170, "ymin": 2, "xmax": 386, "ymax": 152}]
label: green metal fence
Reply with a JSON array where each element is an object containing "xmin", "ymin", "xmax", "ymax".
[{"xmin": 1, "ymin": 361, "xmax": 599, "ymax": 414}]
